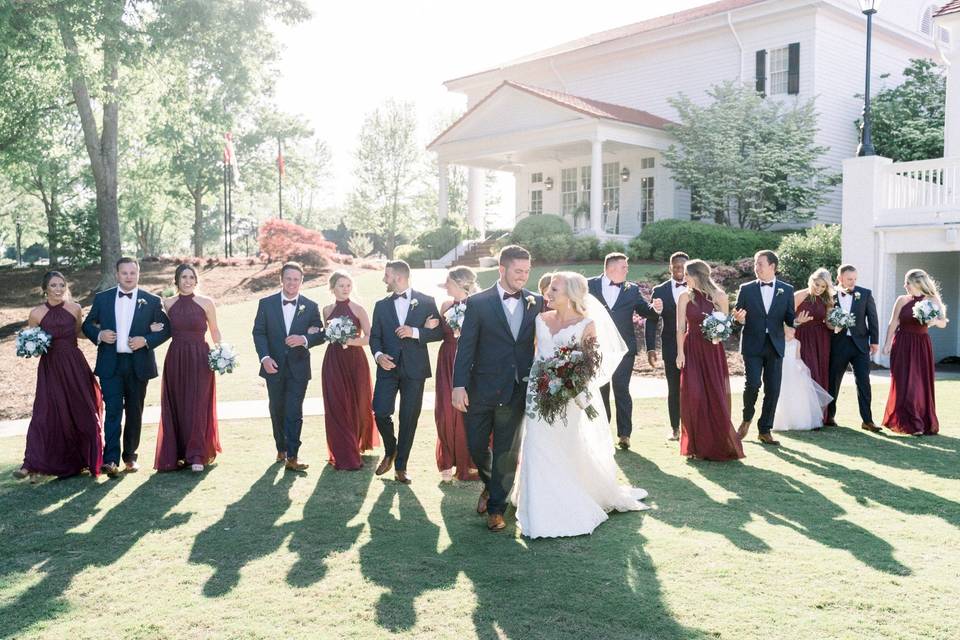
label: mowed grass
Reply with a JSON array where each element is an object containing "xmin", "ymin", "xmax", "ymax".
[{"xmin": 1, "ymin": 383, "xmax": 958, "ymax": 639}]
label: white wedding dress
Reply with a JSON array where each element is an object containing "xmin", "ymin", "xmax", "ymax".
[
  {"xmin": 772, "ymin": 339, "xmax": 833, "ymax": 431},
  {"xmin": 514, "ymin": 308, "xmax": 649, "ymax": 539}
]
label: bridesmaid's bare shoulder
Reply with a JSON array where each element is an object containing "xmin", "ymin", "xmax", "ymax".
[
  {"xmin": 194, "ymin": 294, "xmax": 216, "ymax": 310},
  {"xmin": 28, "ymin": 304, "xmax": 47, "ymax": 324},
  {"xmin": 64, "ymin": 301, "xmax": 83, "ymax": 317}
]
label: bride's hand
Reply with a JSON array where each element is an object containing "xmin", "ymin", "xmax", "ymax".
[{"xmin": 676, "ymin": 353, "xmax": 685, "ymax": 369}]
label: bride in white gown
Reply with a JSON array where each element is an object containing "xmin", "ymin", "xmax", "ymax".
[{"xmin": 514, "ymin": 272, "xmax": 649, "ymax": 539}]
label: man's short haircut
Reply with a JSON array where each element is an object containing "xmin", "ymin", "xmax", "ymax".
[
  {"xmin": 281, "ymin": 261, "xmax": 304, "ymax": 277},
  {"xmin": 385, "ymin": 260, "xmax": 411, "ymax": 278},
  {"xmin": 754, "ymin": 250, "xmax": 779, "ymax": 268},
  {"xmin": 498, "ymin": 245, "xmax": 531, "ymax": 268},
  {"xmin": 604, "ymin": 252, "xmax": 628, "ymax": 269},
  {"xmin": 838, "ymin": 264, "xmax": 857, "ymax": 277},
  {"xmin": 669, "ymin": 251, "xmax": 689, "ymax": 264},
  {"xmin": 115, "ymin": 256, "xmax": 139, "ymax": 271}
]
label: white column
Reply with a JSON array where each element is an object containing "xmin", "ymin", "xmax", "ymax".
[
  {"xmin": 590, "ymin": 139, "xmax": 603, "ymax": 235},
  {"xmin": 840, "ymin": 155, "xmax": 892, "ymax": 289},
  {"xmin": 467, "ymin": 167, "xmax": 484, "ymax": 237},
  {"xmin": 438, "ymin": 161, "xmax": 449, "ymax": 221},
  {"xmin": 937, "ymin": 14, "xmax": 960, "ymax": 156}
]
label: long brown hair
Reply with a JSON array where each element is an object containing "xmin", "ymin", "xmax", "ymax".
[{"xmin": 684, "ymin": 260, "xmax": 723, "ymax": 310}]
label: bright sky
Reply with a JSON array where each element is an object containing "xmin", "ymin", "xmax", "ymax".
[{"xmin": 274, "ymin": 0, "xmax": 719, "ymax": 212}]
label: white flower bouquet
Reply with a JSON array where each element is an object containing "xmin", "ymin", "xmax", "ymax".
[
  {"xmin": 912, "ymin": 299, "xmax": 943, "ymax": 325},
  {"xmin": 701, "ymin": 312, "xmax": 734, "ymax": 344},
  {"xmin": 208, "ymin": 343, "xmax": 238, "ymax": 374},
  {"xmin": 827, "ymin": 307, "xmax": 856, "ymax": 334},
  {"xmin": 444, "ymin": 301, "xmax": 467, "ymax": 335},
  {"xmin": 15, "ymin": 327, "xmax": 53, "ymax": 358},
  {"xmin": 326, "ymin": 316, "xmax": 359, "ymax": 349}
]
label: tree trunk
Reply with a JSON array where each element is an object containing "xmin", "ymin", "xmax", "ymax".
[
  {"xmin": 192, "ymin": 188, "xmax": 204, "ymax": 257},
  {"xmin": 34, "ymin": 172, "xmax": 58, "ymax": 266}
]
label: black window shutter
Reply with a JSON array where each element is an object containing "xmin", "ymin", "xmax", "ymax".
[
  {"xmin": 788, "ymin": 42, "xmax": 800, "ymax": 94},
  {"xmin": 755, "ymin": 50, "xmax": 766, "ymax": 96}
]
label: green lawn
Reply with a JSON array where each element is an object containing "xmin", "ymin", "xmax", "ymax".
[
  {"xmin": 476, "ymin": 262, "xmax": 666, "ymax": 290},
  {"xmin": 1, "ymin": 384, "xmax": 957, "ymax": 639}
]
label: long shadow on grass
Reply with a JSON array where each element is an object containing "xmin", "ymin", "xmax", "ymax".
[
  {"xmin": 0, "ymin": 473, "xmax": 195, "ymax": 639},
  {"xmin": 189, "ymin": 466, "xmax": 295, "ymax": 597},
  {"xmin": 286, "ymin": 463, "xmax": 370, "ymax": 587},
  {"xmin": 805, "ymin": 427, "xmax": 960, "ymax": 480}
]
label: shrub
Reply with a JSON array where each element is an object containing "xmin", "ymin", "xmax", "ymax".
[
  {"xmin": 775, "ymin": 224, "xmax": 841, "ymax": 287},
  {"xmin": 627, "ymin": 237, "xmax": 653, "ymax": 261},
  {"xmin": 570, "ymin": 236, "xmax": 601, "ymax": 262},
  {"xmin": 415, "ymin": 222, "xmax": 462, "ymax": 259},
  {"xmin": 510, "ymin": 215, "xmax": 572, "ymax": 248},
  {"xmin": 394, "ymin": 244, "xmax": 427, "ymax": 268},
  {"xmin": 599, "ymin": 239, "xmax": 626, "ymax": 258},
  {"xmin": 638, "ymin": 220, "xmax": 779, "ymax": 263},
  {"xmin": 258, "ymin": 218, "xmax": 337, "ymax": 264},
  {"xmin": 527, "ymin": 234, "xmax": 573, "ymax": 264}
]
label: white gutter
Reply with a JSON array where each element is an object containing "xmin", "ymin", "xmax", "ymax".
[{"xmin": 727, "ymin": 11, "xmax": 744, "ymax": 83}]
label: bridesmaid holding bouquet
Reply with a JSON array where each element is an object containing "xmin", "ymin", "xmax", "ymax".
[{"xmin": 154, "ymin": 264, "xmax": 222, "ymax": 472}]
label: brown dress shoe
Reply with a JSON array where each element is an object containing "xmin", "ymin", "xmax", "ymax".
[
  {"xmin": 486, "ymin": 514, "xmax": 506, "ymax": 532},
  {"xmin": 737, "ymin": 422, "xmax": 750, "ymax": 440},
  {"xmin": 757, "ymin": 433, "xmax": 780, "ymax": 446},
  {"xmin": 375, "ymin": 452, "xmax": 397, "ymax": 476},
  {"xmin": 394, "ymin": 470, "xmax": 411, "ymax": 485},
  {"xmin": 861, "ymin": 422, "xmax": 882, "ymax": 433},
  {"xmin": 617, "ymin": 436, "xmax": 631, "ymax": 450},
  {"xmin": 285, "ymin": 458, "xmax": 309, "ymax": 472},
  {"xmin": 476, "ymin": 489, "xmax": 490, "ymax": 514},
  {"xmin": 276, "ymin": 452, "xmax": 286, "ymax": 463}
]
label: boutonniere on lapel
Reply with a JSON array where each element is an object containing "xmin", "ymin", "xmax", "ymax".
[
  {"xmin": 297, "ymin": 304, "xmax": 306, "ymax": 316},
  {"xmin": 854, "ymin": 292, "xmax": 861, "ymax": 301},
  {"xmin": 776, "ymin": 288, "xmax": 784, "ymax": 297},
  {"xmin": 525, "ymin": 295, "xmax": 536, "ymax": 309},
  {"xmin": 409, "ymin": 298, "xmax": 419, "ymax": 310},
  {"xmin": 136, "ymin": 298, "xmax": 147, "ymax": 309},
  {"xmin": 622, "ymin": 281, "xmax": 634, "ymax": 291}
]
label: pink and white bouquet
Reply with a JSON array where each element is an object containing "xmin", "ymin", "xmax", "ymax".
[{"xmin": 525, "ymin": 335, "xmax": 602, "ymax": 426}]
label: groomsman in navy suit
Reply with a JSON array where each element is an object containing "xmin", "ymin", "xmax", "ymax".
[
  {"xmin": 734, "ymin": 250, "xmax": 810, "ymax": 445},
  {"xmin": 82, "ymin": 257, "xmax": 170, "ymax": 477},
  {"xmin": 587, "ymin": 252, "xmax": 663, "ymax": 450},
  {"xmin": 826, "ymin": 264, "xmax": 881, "ymax": 432},
  {"xmin": 370, "ymin": 260, "xmax": 443, "ymax": 484},
  {"xmin": 645, "ymin": 251, "xmax": 689, "ymax": 441},
  {"xmin": 252, "ymin": 262, "xmax": 326, "ymax": 472}
]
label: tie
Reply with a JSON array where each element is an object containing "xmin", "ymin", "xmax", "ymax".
[
  {"xmin": 283, "ymin": 299, "xmax": 297, "ymax": 306},
  {"xmin": 610, "ymin": 281, "xmax": 624, "ymax": 289},
  {"xmin": 391, "ymin": 292, "xmax": 407, "ymax": 300},
  {"xmin": 840, "ymin": 290, "xmax": 853, "ymax": 297},
  {"xmin": 760, "ymin": 282, "xmax": 774, "ymax": 288},
  {"xmin": 674, "ymin": 282, "xmax": 686, "ymax": 289},
  {"xmin": 502, "ymin": 290, "xmax": 522, "ymax": 300},
  {"xmin": 118, "ymin": 291, "xmax": 133, "ymax": 299}
]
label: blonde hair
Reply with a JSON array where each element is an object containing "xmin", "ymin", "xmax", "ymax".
[
  {"xmin": 684, "ymin": 260, "xmax": 723, "ymax": 309},
  {"xmin": 808, "ymin": 268, "xmax": 835, "ymax": 307},
  {"xmin": 905, "ymin": 269, "xmax": 943, "ymax": 306},
  {"xmin": 328, "ymin": 270, "xmax": 352, "ymax": 290},
  {"xmin": 447, "ymin": 266, "xmax": 478, "ymax": 295},
  {"xmin": 552, "ymin": 271, "xmax": 589, "ymax": 316},
  {"xmin": 538, "ymin": 272, "xmax": 554, "ymax": 296}
]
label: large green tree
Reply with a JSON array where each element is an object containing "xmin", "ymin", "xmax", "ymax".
[{"xmin": 663, "ymin": 81, "xmax": 838, "ymax": 230}]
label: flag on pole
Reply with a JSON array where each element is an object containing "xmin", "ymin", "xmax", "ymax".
[
  {"xmin": 277, "ymin": 149, "xmax": 285, "ymax": 177},
  {"xmin": 223, "ymin": 132, "xmax": 240, "ymax": 184}
]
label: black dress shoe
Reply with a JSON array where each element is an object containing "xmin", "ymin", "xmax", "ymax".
[{"xmin": 823, "ymin": 419, "xmax": 838, "ymax": 427}]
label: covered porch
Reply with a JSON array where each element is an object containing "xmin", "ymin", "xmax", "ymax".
[{"xmin": 428, "ymin": 81, "xmax": 678, "ymax": 239}]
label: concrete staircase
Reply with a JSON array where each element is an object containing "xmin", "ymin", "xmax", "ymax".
[{"xmin": 449, "ymin": 234, "xmax": 506, "ymax": 267}]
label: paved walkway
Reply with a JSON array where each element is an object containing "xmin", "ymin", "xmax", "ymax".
[{"xmin": 0, "ymin": 370, "xmax": 924, "ymax": 439}]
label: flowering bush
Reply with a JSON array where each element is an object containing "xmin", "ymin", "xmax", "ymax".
[{"xmin": 258, "ymin": 218, "xmax": 337, "ymax": 266}]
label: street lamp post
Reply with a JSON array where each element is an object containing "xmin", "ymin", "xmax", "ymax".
[{"xmin": 858, "ymin": 0, "xmax": 882, "ymax": 157}]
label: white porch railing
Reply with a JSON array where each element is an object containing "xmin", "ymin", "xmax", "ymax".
[{"xmin": 882, "ymin": 157, "xmax": 960, "ymax": 215}]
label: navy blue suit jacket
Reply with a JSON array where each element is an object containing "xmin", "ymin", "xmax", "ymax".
[
  {"xmin": 735, "ymin": 279, "xmax": 796, "ymax": 357},
  {"xmin": 587, "ymin": 276, "xmax": 659, "ymax": 355},
  {"xmin": 452, "ymin": 285, "xmax": 542, "ymax": 407},
  {"xmin": 645, "ymin": 280, "xmax": 683, "ymax": 361},
  {"xmin": 251, "ymin": 293, "xmax": 326, "ymax": 381},
  {"xmin": 369, "ymin": 291, "xmax": 443, "ymax": 380},
  {"xmin": 81, "ymin": 287, "xmax": 171, "ymax": 381},
  {"xmin": 831, "ymin": 286, "xmax": 879, "ymax": 353}
]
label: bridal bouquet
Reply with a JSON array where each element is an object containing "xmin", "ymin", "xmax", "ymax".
[
  {"xmin": 208, "ymin": 343, "xmax": 238, "ymax": 374},
  {"xmin": 326, "ymin": 316, "xmax": 359, "ymax": 349},
  {"xmin": 912, "ymin": 299, "xmax": 943, "ymax": 325},
  {"xmin": 15, "ymin": 327, "xmax": 52, "ymax": 358},
  {"xmin": 827, "ymin": 307, "xmax": 856, "ymax": 333},
  {"xmin": 701, "ymin": 312, "xmax": 734, "ymax": 344},
  {"xmin": 444, "ymin": 301, "xmax": 467, "ymax": 335},
  {"xmin": 525, "ymin": 335, "xmax": 602, "ymax": 426}
]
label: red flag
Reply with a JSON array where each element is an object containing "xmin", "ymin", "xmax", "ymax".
[
  {"xmin": 223, "ymin": 132, "xmax": 240, "ymax": 182},
  {"xmin": 277, "ymin": 151, "xmax": 285, "ymax": 177}
]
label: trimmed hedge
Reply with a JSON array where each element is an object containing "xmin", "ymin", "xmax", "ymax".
[
  {"xmin": 415, "ymin": 221, "xmax": 462, "ymax": 260},
  {"xmin": 776, "ymin": 224, "xmax": 841, "ymax": 287},
  {"xmin": 634, "ymin": 219, "xmax": 780, "ymax": 263},
  {"xmin": 395, "ymin": 244, "xmax": 428, "ymax": 268},
  {"xmin": 510, "ymin": 215, "xmax": 575, "ymax": 263}
]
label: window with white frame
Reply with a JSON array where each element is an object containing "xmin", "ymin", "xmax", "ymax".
[
  {"xmin": 530, "ymin": 189, "xmax": 542, "ymax": 215},
  {"xmin": 639, "ymin": 176, "xmax": 655, "ymax": 227},
  {"xmin": 531, "ymin": 172, "xmax": 543, "ymax": 184},
  {"xmin": 602, "ymin": 162, "xmax": 620, "ymax": 230},
  {"xmin": 580, "ymin": 166, "xmax": 591, "ymax": 207},
  {"xmin": 768, "ymin": 46, "xmax": 789, "ymax": 95},
  {"xmin": 561, "ymin": 167, "xmax": 578, "ymax": 217},
  {"xmin": 921, "ymin": 5, "xmax": 951, "ymax": 43},
  {"xmin": 640, "ymin": 157, "xmax": 655, "ymax": 169}
]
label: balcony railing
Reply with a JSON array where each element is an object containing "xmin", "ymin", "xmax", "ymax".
[{"xmin": 882, "ymin": 157, "xmax": 960, "ymax": 214}]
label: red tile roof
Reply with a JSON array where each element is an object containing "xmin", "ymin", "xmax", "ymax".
[
  {"xmin": 428, "ymin": 81, "xmax": 673, "ymax": 150},
  {"xmin": 446, "ymin": 0, "xmax": 768, "ymax": 84},
  {"xmin": 934, "ymin": 1, "xmax": 960, "ymax": 18}
]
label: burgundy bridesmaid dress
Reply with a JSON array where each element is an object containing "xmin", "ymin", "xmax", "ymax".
[
  {"xmin": 883, "ymin": 296, "xmax": 939, "ymax": 435},
  {"xmin": 155, "ymin": 294, "xmax": 220, "ymax": 470},
  {"xmin": 434, "ymin": 304, "xmax": 478, "ymax": 481},
  {"xmin": 795, "ymin": 296, "xmax": 831, "ymax": 391},
  {"xmin": 22, "ymin": 302, "xmax": 104, "ymax": 477},
  {"xmin": 679, "ymin": 293, "xmax": 745, "ymax": 461},
  {"xmin": 321, "ymin": 300, "xmax": 378, "ymax": 470}
]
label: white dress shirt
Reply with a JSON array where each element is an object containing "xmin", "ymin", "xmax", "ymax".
[
  {"xmin": 759, "ymin": 278, "xmax": 776, "ymax": 313},
  {"xmin": 375, "ymin": 288, "xmax": 419, "ymax": 364},
  {"xmin": 838, "ymin": 288, "xmax": 854, "ymax": 336},
  {"xmin": 114, "ymin": 287, "xmax": 138, "ymax": 354},
  {"xmin": 497, "ymin": 282, "xmax": 521, "ymax": 315},
  {"xmin": 671, "ymin": 279, "xmax": 687, "ymax": 306},
  {"xmin": 600, "ymin": 275, "xmax": 623, "ymax": 309},
  {"xmin": 281, "ymin": 294, "xmax": 299, "ymax": 335}
]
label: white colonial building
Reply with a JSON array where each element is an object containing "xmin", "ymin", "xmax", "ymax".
[{"xmin": 429, "ymin": 0, "xmax": 948, "ymax": 240}]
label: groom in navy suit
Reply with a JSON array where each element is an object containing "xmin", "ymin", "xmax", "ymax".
[
  {"xmin": 734, "ymin": 250, "xmax": 809, "ymax": 445},
  {"xmin": 370, "ymin": 260, "xmax": 443, "ymax": 484},
  {"xmin": 587, "ymin": 252, "xmax": 662, "ymax": 450},
  {"xmin": 453, "ymin": 245, "xmax": 542, "ymax": 532},
  {"xmin": 645, "ymin": 251, "xmax": 689, "ymax": 441},
  {"xmin": 252, "ymin": 262, "xmax": 326, "ymax": 472},
  {"xmin": 82, "ymin": 257, "xmax": 170, "ymax": 477}
]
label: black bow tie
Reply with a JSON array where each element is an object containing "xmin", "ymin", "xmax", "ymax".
[
  {"xmin": 840, "ymin": 290, "xmax": 853, "ymax": 297},
  {"xmin": 118, "ymin": 291, "xmax": 133, "ymax": 299},
  {"xmin": 391, "ymin": 292, "xmax": 407, "ymax": 300},
  {"xmin": 609, "ymin": 281, "xmax": 624, "ymax": 288},
  {"xmin": 760, "ymin": 282, "xmax": 774, "ymax": 288},
  {"xmin": 283, "ymin": 299, "xmax": 297, "ymax": 306},
  {"xmin": 674, "ymin": 282, "xmax": 686, "ymax": 289},
  {"xmin": 502, "ymin": 290, "xmax": 522, "ymax": 300}
]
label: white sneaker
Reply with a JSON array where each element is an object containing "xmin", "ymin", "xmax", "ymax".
[{"xmin": 191, "ymin": 464, "xmax": 204, "ymax": 473}]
